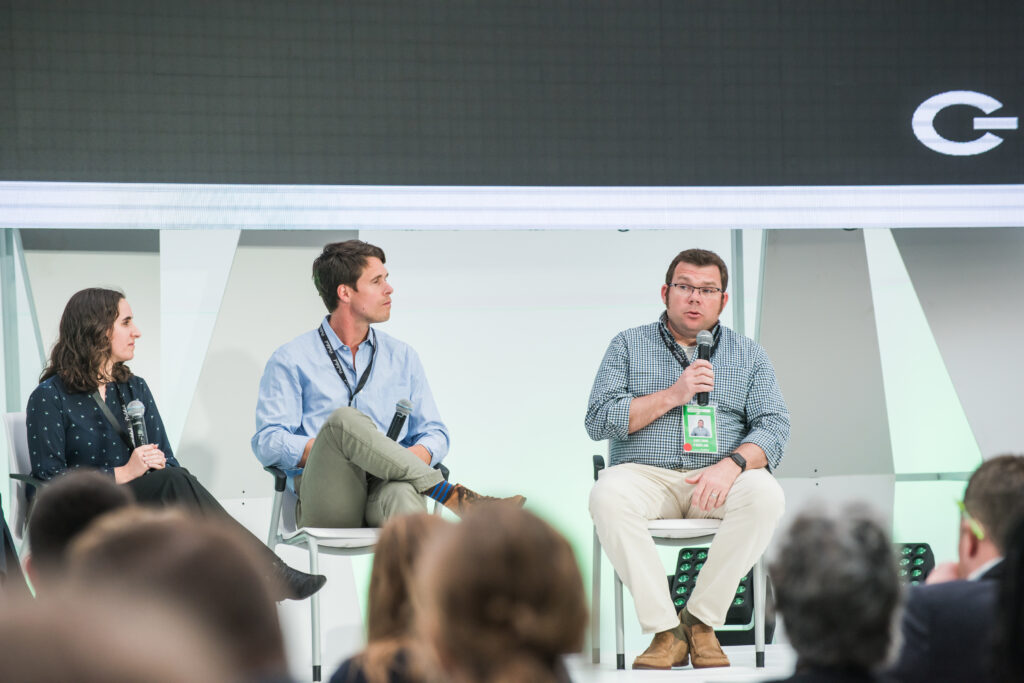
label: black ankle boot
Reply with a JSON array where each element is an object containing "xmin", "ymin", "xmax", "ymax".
[{"xmin": 272, "ymin": 560, "xmax": 326, "ymax": 601}]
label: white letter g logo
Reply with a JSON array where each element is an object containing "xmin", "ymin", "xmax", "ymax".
[{"xmin": 912, "ymin": 91, "xmax": 1018, "ymax": 156}]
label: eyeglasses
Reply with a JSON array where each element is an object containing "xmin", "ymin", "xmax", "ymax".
[
  {"xmin": 667, "ymin": 283, "xmax": 723, "ymax": 298},
  {"xmin": 956, "ymin": 499, "xmax": 985, "ymax": 541}
]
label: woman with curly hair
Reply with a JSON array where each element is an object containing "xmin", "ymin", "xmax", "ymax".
[{"xmin": 26, "ymin": 287, "xmax": 324, "ymax": 600}]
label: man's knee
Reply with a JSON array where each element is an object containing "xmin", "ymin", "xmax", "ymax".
[
  {"xmin": 314, "ymin": 407, "xmax": 375, "ymax": 460},
  {"xmin": 369, "ymin": 482, "xmax": 427, "ymax": 524},
  {"xmin": 324, "ymin": 406, "xmax": 365, "ymax": 430},
  {"xmin": 737, "ymin": 470, "xmax": 785, "ymax": 520}
]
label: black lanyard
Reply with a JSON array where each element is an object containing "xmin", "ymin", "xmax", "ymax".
[
  {"xmin": 91, "ymin": 383, "xmax": 135, "ymax": 450},
  {"xmin": 318, "ymin": 326, "xmax": 377, "ymax": 406},
  {"xmin": 657, "ymin": 314, "xmax": 721, "ymax": 370}
]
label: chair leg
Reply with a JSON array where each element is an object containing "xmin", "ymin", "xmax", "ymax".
[
  {"xmin": 754, "ymin": 554, "xmax": 766, "ymax": 668},
  {"xmin": 614, "ymin": 570, "xmax": 625, "ymax": 670},
  {"xmin": 267, "ymin": 489, "xmax": 283, "ymax": 548},
  {"xmin": 591, "ymin": 526, "xmax": 601, "ymax": 664},
  {"xmin": 308, "ymin": 539, "xmax": 322, "ymax": 682}
]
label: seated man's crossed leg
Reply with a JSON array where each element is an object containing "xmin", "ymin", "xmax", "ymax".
[{"xmin": 298, "ymin": 407, "xmax": 520, "ymax": 528}]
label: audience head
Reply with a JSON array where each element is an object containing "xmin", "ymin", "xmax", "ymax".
[
  {"xmin": 0, "ymin": 589, "xmax": 231, "ymax": 682},
  {"xmin": 416, "ymin": 506, "xmax": 587, "ymax": 683},
  {"xmin": 771, "ymin": 503, "xmax": 901, "ymax": 673},
  {"xmin": 67, "ymin": 507, "xmax": 287, "ymax": 679},
  {"xmin": 40, "ymin": 287, "xmax": 132, "ymax": 391},
  {"xmin": 313, "ymin": 240, "xmax": 387, "ymax": 312},
  {"xmin": 960, "ymin": 454, "xmax": 1024, "ymax": 574},
  {"xmin": 352, "ymin": 513, "xmax": 449, "ymax": 683},
  {"xmin": 368, "ymin": 512, "xmax": 448, "ymax": 642},
  {"xmin": 994, "ymin": 515, "xmax": 1024, "ymax": 682},
  {"xmin": 25, "ymin": 469, "xmax": 134, "ymax": 589}
]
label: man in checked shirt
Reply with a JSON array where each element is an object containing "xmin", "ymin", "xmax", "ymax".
[{"xmin": 586, "ymin": 248, "xmax": 790, "ymax": 670}]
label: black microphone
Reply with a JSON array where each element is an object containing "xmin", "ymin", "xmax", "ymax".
[
  {"xmin": 386, "ymin": 399, "xmax": 413, "ymax": 441},
  {"xmin": 696, "ymin": 329, "xmax": 713, "ymax": 406},
  {"xmin": 126, "ymin": 399, "xmax": 149, "ymax": 447}
]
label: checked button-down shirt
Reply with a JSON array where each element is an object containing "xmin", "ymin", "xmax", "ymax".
[{"xmin": 585, "ymin": 315, "xmax": 790, "ymax": 471}]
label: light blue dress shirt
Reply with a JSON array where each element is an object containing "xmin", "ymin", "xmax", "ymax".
[{"xmin": 252, "ymin": 318, "xmax": 450, "ymax": 481}]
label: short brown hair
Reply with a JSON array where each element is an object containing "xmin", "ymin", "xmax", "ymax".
[
  {"xmin": 312, "ymin": 240, "xmax": 386, "ymax": 312},
  {"xmin": 964, "ymin": 454, "xmax": 1024, "ymax": 552},
  {"xmin": 0, "ymin": 590, "xmax": 231, "ymax": 682},
  {"xmin": 27, "ymin": 470, "xmax": 134, "ymax": 580},
  {"xmin": 69, "ymin": 508, "xmax": 287, "ymax": 678},
  {"xmin": 665, "ymin": 249, "xmax": 728, "ymax": 292}
]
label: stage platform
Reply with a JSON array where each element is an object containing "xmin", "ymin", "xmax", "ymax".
[{"xmin": 566, "ymin": 644, "xmax": 797, "ymax": 682}]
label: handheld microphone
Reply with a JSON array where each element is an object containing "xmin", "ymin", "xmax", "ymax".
[
  {"xmin": 125, "ymin": 399, "xmax": 150, "ymax": 447},
  {"xmin": 386, "ymin": 399, "xmax": 413, "ymax": 441},
  {"xmin": 696, "ymin": 330, "xmax": 713, "ymax": 406}
]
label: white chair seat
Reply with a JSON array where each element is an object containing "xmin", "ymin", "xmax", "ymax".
[
  {"xmin": 281, "ymin": 526, "xmax": 379, "ymax": 549},
  {"xmin": 647, "ymin": 518, "xmax": 721, "ymax": 540}
]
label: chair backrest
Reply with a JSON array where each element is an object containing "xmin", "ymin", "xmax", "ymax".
[{"xmin": 3, "ymin": 412, "xmax": 31, "ymax": 544}]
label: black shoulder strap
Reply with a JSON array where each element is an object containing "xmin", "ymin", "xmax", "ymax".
[{"xmin": 91, "ymin": 389, "xmax": 135, "ymax": 450}]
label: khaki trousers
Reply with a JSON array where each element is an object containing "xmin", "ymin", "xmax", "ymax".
[
  {"xmin": 589, "ymin": 462, "xmax": 784, "ymax": 633},
  {"xmin": 295, "ymin": 407, "xmax": 444, "ymax": 528}
]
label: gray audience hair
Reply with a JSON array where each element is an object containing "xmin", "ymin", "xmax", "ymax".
[{"xmin": 770, "ymin": 503, "xmax": 903, "ymax": 671}]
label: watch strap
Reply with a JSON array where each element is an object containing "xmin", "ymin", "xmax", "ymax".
[{"xmin": 728, "ymin": 452, "xmax": 747, "ymax": 472}]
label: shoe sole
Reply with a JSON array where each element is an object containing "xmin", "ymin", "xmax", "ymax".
[
  {"xmin": 631, "ymin": 656, "xmax": 689, "ymax": 669},
  {"xmin": 691, "ymin": 660, "xmax": 730, "ymax": 668}
]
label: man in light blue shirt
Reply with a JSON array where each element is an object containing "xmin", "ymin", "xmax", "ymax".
[{"xmin": 253, "ymin": 240, "xmax": 522, "ymax": 528}]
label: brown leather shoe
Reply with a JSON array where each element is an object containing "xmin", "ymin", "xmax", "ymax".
[
  {"xmin": 682, "ymin": 622, "xmax": 730, "ymax": 668},
  {"xmin": 446, "ymin": 485, "xmax": 526, "ymax": 516},
  {"xmin": 632, "ymin": 630, "xmax": 689, "ymax": 670}
]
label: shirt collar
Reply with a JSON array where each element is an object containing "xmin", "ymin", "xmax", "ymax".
[
  {"xmin": 657, "ymin": 312, "xmax": 722, "ymax": 348},
  {"xmin": 320, "ymin": 316, "xmax": 376, "ymax": 352},
  {"xmin": 967, "ymin": 557, "xmax": 1003, "ymax": 581}
]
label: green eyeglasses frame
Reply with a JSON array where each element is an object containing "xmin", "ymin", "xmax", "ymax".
[{"xmin": 956, "ymin": 499, "xmax": 985, "ymax": 541}]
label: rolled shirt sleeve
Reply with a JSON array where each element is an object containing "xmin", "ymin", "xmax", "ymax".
[
  {"xmin": 401, "ymin": 348, "xmax": 449, "ymax": 466},
  {"xmin": 738, "ymin": 351, "xmax": 790, "ymax": 471},
  {"xmin": 585, "ymin": 333, "xmax": 634, "ymax": 443}
]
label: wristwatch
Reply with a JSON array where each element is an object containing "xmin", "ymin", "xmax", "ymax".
[{"xmin": 728, "ymin": 452, "xmax": 747, "ymax": 472}]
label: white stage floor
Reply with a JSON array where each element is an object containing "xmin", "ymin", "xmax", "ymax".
[{"xmin": 566, "ymin": 644, "xmax": 797, "ymax": 682}]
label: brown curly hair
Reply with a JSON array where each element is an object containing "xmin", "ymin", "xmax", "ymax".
[{"xmin": 40, "ymin": 288, "xmax": 133, "ymax": 392}]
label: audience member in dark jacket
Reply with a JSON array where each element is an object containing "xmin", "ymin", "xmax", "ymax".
[{"xmin": 887, "ymin": 455, "xmax": 1024, "ymax": 683}]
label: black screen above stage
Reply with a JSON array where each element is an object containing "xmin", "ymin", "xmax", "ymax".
[{"xmin": 1, "ymin": 1, "xmax": 1020, "ymax": 186}]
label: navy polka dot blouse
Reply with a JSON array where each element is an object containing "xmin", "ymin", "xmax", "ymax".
[{"xmin": 27, "ymin": 375, "xmax": 179, "ymax": 481}]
